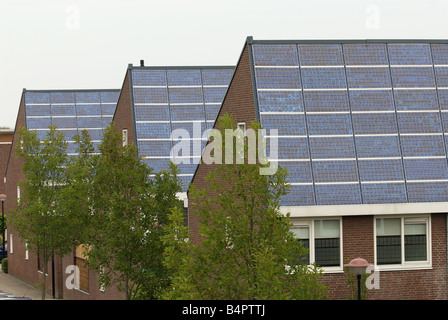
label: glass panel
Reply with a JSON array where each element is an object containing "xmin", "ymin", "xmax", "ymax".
[
  {"xmin": 376, "ymin": 218, "xmax": 401, "ymax": 265},
  {"xmin": 314, "ymin": 220, "xmax": 340, "ymax": 267},
  {"xmin": 291, "ymin": 226, "xmax": 310, "ymax": 265},
  {"xmin": 405, "ymin": 222, "xmax": 427, "ymax": 262}
]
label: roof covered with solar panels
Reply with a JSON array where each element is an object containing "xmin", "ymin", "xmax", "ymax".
[
  {"xmin": 246, "ymin": 38, "xmax": 448, "ymax": 209},
  {"xmin": 23, "ymin": 89, "xmax": 121, "ymax": 155},
  {"xmin": 128, "ymin": 65, "xmax": 234, "ymax": 191}
]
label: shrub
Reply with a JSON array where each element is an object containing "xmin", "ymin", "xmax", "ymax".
[{"xmin": 1, "ymin": 258, "xmax": 8, "ymax": 274}]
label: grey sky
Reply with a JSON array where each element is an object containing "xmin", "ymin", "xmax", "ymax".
[{"xmin": 1, "ymin": 0, "xmax": 448, "ymax": 129}]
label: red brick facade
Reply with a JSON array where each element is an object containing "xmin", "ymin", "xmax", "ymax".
[{"xmin": 189, "ymin": 42, "xmax": 258, "ymax": 244}]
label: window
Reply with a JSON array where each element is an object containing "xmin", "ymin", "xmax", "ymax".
[
  {"xmin": 75, "ymin": 245, "xmax": 89, "ymax": 292},
  {"xmin": 375, "ymin": 216, "xmax": 430, "ymax": 268},
  {"xmin": 122, "ymin": 129, "xmax": 128, "ymax": 147},
  {"xmin": 9, "ymin": 233, "xmax": 13, "ymax": 254},
  {"xmin": 237, "ymin": 122, "xmax": 246, "ymax": 133},
  {"xmin": 291, "ymin": 218, "xmax": 342, "ymax": 271}
]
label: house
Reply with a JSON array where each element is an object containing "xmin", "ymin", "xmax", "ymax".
[
  {"xmin": 112, "ymin": 63, "xmax": 234, "ymax": 209},
  {"xmin": 0, "ymin": 128, "xmax": 13, "ymax": 195},
  {"xmin": 189, "ymin": 37, "xmax": 448, "ymax": 299},
  {"xmin": 4, "ymin": 88, "xmax": 123, "ymax": 299}
]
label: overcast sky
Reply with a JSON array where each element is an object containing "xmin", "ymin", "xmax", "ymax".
[{"xmin": 1, "ymin": 0, "xmax": 448, "ymax": 129}]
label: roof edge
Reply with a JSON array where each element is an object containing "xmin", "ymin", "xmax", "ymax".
[
  {"xmin": 23, "ymin": 88, "xmax": 121, "ymax": 93},
  {"xmin": 250, "ymin": 38, "xmax": 448, "ymax": 44},
  {"xmin": 127, "ymin": 65, "xmax": 235, "ymax": 70}
]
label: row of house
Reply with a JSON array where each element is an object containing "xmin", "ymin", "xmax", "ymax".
[{"xmin": 2, "ymin": 37, "xmax": 448, "ymax": 299}]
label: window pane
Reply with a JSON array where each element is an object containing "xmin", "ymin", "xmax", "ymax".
[
  {"xmin": 376, "ymin": 218, "xmax": 401, "ymax": 264},
  {"xmin": 405, "ymin": 223, "xmax": 427, "ymax": 262},
  {"xmin": 314, "ymin": 220, "xmax": 340, "ymax": 267},
  {"xmin": 291, "ymin": 226, "xmax": 310, "ymax": 265}
]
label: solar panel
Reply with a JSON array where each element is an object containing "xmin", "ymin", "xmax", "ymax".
[
  {"xmin": 251, "ymin": 41, "xmax": 448, "ymax": 205},
  {"xmin": 131, "ymin": 67, "xmax": 234, "ymax": 191},
  {"xmin": 24, "ymin": 89, "xmax": 120, "ymax": 155}
]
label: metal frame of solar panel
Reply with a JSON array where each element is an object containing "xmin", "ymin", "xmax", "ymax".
[
  {"xmin": 24, "ymin": 89, "xmax": 120, "ymax": 156},
  {"xmin": 129, "ymin": 65, "xmax": 234, "ymax": 191},
  {"xmin": 249, "ymin": 39, "xmax": 448, "ymax": 206}
]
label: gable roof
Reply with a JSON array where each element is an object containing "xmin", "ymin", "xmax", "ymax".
[
  {"xmin": 126, "ymin": 65, "xmax": 234, "ymax": 191},
  {"xmin": 23, "ymin": 89, "xmax": 121, "ymax": 155}
]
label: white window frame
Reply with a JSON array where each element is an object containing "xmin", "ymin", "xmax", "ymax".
[
  {"xmin": 237, "ymin": 122, "xmax": 246, "ymax": 134},
  {"xmin": 291, "ymin": 217, "xmax": 343, "ymax": 273},
  {"xmin": 9, "ymin": 233, "xmax": 13, "ymax": 254},
  {"xmin": 25, "ymin": 242, "xmax": 29, "ymax": 260},
  {"xmin": 374, "ymin": 214, "xmax": 432, "ymax": 271}
]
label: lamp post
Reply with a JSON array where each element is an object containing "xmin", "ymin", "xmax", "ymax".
[
  {"xmin": 344, "ymin": 257, "xmax": 371, "ymax": 300},
  {"xmin": 0, "ymin": 194, "xmax": 6, "ymax": 260}
]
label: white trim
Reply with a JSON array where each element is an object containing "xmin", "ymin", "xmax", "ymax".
[
  {"xmin": 351, "ymin": 110, "xmax": 395, "ymax": 114},
  {"xmin": 306, "ymin": 111, "xmax": 349, "ymax": 115},
  {"xmin": 265, "ymin": 135, "xmax": 307, "ymax": 138},
  {"xmin": 254, "ymin": 65, "xmax": 298, "ymax": 68},
  {"xmin": 358, "ymin": 157, "xmax": 402, "ymax": 160},
  {"xmin": 399, "ymin": 133, "xmax": 443, "ymax": 136},
  {"xmin": 260, "ymin": 112, "xmax": 304, "ymax": 115},
  {"xmin": 355, "ymin": 133, "xmax": 398, "ymax": 137},
  {"xmin": 268, "ymin": 158, "xmax": 310, "ymax": 162},
  {"xmin": 290, "ymin": 182, "xmax": 314, "ymax": 186},
  {"xmin": 257, "ymin": 88, "xmax": 302, "ymax": 92},
  {"xmin": 360, "ymin": 180, "xmax": 405, "ymax": 184},
  {"xmin": 393, "ymin": 87, "xmax": 436, "ymax": 90},
  {"xmin": 346, "ymin": 65, "xmax": 389, "ymax": 68},
  {"xmin": 349, "ymin": 87, "xmax": 392, "ymax": 91},
  {"xmin": 303, "ymin": 88, "xmax": 347, "ymax": 91},
  {"xmin": 390, "ymin": 65, "xmax": 433, "ymax": 68},
  {"xmin": 407, "ymin": 179, "xmax": 448, "ymax": 183},
  {"xmin": 136, "ymin": 121, "xmax": 170, "ymax": 124},
  {"xmin": 315, "ymin": 181, "xmax": 358, "ymax": 185},
  {"xmin": 403, "ymin": 156, "xmax": 446, "ymax": 159},
  {"xmin": 309, "ymin": 134, "xmax": 353, "ymax": 138},
  {"xmin": 396, "ymin": 110, "xmax": 439, "ymax": 113},
  {"xmin": 281, "ymin": 201, "xmax": 448, "ymax": 218},
  {"xmin": 300, "ymin": 65, "xmax": 345, "ymax": 69},
  {"xmin": 311, "ymin": 158, "xmax": 356, "ymax": 161}
]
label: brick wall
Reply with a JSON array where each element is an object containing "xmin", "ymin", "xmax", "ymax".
[
  {"xmin": 112, "ymin": 69, "xmax": 135, "ymax": 144},
  {"xmin": 189, "ymin": 42, "xmax": 257, "ymax": 245},
  {"xmin": 323, "ymin": 213, "xmax": 447, "ymax": 300}
]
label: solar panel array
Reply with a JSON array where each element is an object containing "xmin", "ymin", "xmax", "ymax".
[
  {"xmin": 251, "ymin": 42, "xmax": 448, "ymax": 206},
  {"xmin": 24, "ymin": 90, "xmax": 120, "ymax": 155},
  {"xmin": 130, "ymin": 67, "xmax": 234, "ymax": 191}
]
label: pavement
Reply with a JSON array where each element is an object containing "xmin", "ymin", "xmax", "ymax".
[{"xmin": 0, "ymin": 268, "xmax": 55, "ymax": 300}]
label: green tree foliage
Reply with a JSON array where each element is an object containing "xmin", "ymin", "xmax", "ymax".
[
  {"xmin": 163, "ymin": 114, "xmax": 328, "ymax": 300},
  {"xmin": 80, "ymin": 123, "xmax": 182, "ymax": 300},
  {"xmin": 11, "ymin": 126, "xmax": 77, "ymax": 299}
]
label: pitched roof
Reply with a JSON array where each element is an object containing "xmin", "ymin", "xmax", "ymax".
[
  {"xmin": 246, "ymin": 38, "xmax": 448, "ymax": 206},
  {"xmin": 23, "ymin": 89, "xmax": 120, "ymax": 154},
  {"xmin": 127, "ymin": 65, "xmax": 234, "ymax": 191}
]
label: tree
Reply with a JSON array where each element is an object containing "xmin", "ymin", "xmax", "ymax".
[
  {"xmin": 83, "ymin": 123, "xmax": 182, "ymax": 300},
  {"xmin": 11, "ymin": 126, "xmax": 76, "ymax": 299},
  {"xmin": 163, "ymin": 114, "xmax": 328, "ymax": 299}
]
